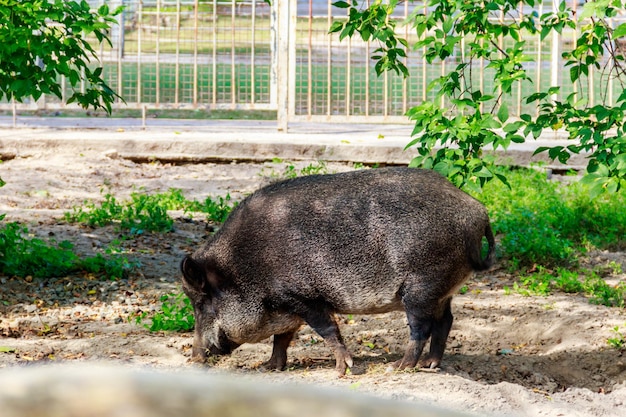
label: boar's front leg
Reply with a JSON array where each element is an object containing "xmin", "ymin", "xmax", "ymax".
[
  {"xmin": 300, "ymin": 306, "xmax": 353, "ymax": 376},
  {"xmin": 264, "ymin": 330, "xmax": 297, "ymax": 370}
]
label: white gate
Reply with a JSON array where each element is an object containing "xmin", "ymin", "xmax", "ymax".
[{"xmin": 2, "ymin": 1, "xmax": 623, "ymax": 130}]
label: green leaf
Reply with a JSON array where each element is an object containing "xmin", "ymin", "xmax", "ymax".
[
  {"xmin": 497, "ymin": 103, "xmax": 509, "ymax": 123},
  {"xmin": 547, "ymin": 86, "xmax": 560, "ymax": 95},
  {"xmin": 494, "ymin": 173, "xmax": 511, "ymax": 189},
  {"xmin": 98, "ymin": 4, "xmax": 110, "ymax": 16},
  {"xmin": 581, "ymin": 174, "xmax": 607, "ymax": 198},
  {"xmin": 474, "ymin": 166, "xmax": 493, "ymax": 178},
  {"xmin": 520, "ymin": 114, "xmax": 532, "ymax": 123},
  {"xmin": 580, "ymin": 1, "xmax": 597, "ymax": 19},
  {"xmin": 333, "ymin": 1, "xmax": 351, "ymax": 8},
  {"xmin": 509, "ymin": 134, "xmax": 526, "ymax": 144},
  {"xmin": 526, "ymin": 92, "xmax": 549, "ymax": 103},
  {"xmin": 503, "ymin": 121, "xmax": 524, "ymax": 133},
  {"xmin": 404, "ymin": 136, "xmax": 422, "ymax": 150},
  {"xmin": 329, "ymin": 21, "xmax": 344, "ymax": 33},
  {"xmin": 339, "ymin": 23, "xmax": 355, "ymax": 41},
  {"xmin": 611, "ymin": 153, "xmax": 626, "ymax": 172},
  {"xmin": 613, "ymin": 23, "xmax": 626, "ymax": 39},
  {"xmin": 0, "ymin": 0, "xmax": 121, "ymax": 114},
  {"xmin": 570, "ymin": 65, "xmax": 582, "ymax": 83},
  {"xmin": 547, "ymin": 146, "xmax": 564, "ymax": 160}
]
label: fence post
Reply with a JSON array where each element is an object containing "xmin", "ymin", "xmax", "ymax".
[
  {"xmin": 550, "ymin": 0, "xmax": 560, "ymax": 101},
  {"xmin": 288, "ymin": 0, "xmax": 296, "ymax": 122},
  {"xmin": 276, "ymin": 0, "xmax": 296, "ymax": 132},
  {"xmin": 270, "ymin": 1, "xmax": 278, "ymax": 110}
]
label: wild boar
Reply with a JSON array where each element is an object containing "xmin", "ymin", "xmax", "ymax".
[{"xmin": 181, "ymin": 167, "xmax": 494, "ymax": 375}]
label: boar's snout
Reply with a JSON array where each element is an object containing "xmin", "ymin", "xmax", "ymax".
[
  {"xmin": 191, "ymin": 328, "xmax": 239, "ymax": 362},
  {"xmin": 191, "ymin": 344, "xmax": 208, "ymax": 362}
]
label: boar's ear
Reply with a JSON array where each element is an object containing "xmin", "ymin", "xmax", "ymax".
[
  {"xmin": 180, "ymin": 255, "xmax": 226, "ymax": 294},
  {"xmin": 180, "ymin": 256, "xmax": 209, "ymax": 293}
]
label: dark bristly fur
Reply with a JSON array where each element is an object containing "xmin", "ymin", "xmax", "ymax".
[{"xmin": 181, "ymin": 167, "xmax": 495, "ymax": 375}]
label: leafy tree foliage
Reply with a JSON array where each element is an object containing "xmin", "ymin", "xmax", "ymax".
[
  {"xmin": 0, "ymin": 176, "xmax": 4, "ymax": 222},
  {"xmin": 0, "ymin": 0, "xmax": 123, "ymax": 113},
  {"xmin": 331, "ymin": 0, "xmax": 626, "ymax": 195}
]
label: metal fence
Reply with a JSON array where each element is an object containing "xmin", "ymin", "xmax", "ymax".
[
  {"xmin": 101, "ymin": 0, "xmax": 276, "ymax": 110},
  {"xmin": 3, "ymin": 0, "xmax": 625, "ymax": 128}
]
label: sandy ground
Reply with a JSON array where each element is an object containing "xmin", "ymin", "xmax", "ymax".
[{"xmin": 1, "ymin": 149, "xmax": 626, "ymax": 417}]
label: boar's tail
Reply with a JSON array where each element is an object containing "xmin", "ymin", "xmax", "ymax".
[{"xmin": 470, "ymin": 223, "xmax": 495, "ymax": 272}]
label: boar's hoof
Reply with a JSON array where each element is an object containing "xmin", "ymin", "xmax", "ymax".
[
  {"xmin": 189, "ymin": 347, "xmax": 210, "ymax": 364},
  {"xmin": 260, "ymin": 358, "xmax": 287, "ymax": 372},
  {"xmin": 334, "ymin": 350, "xmax": 354, "ymax": 377},
  {"xmin": 392, "ymin": 357, "xmax": 419, "ymax": 371},
  {"xmin": 189, "ymin": 355, "xmax": 207, "ymax": 364},
  {"xmin": 418, "ymin": 356, "xmax": 442, "ymax": 370}
]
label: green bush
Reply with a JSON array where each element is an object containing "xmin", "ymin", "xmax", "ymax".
[{"xmin": 480, "ymin": 167, "xmax": 626, "ymax": 268}]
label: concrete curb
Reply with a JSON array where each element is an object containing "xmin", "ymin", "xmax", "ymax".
[{"xmin": 0, "ymin": 117, "xmax": 588, "ymax": 170}]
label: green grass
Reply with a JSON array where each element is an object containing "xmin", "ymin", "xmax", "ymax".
[
  {"xmin": 0, "ymin": 222, "xmax": 136, "ymax": 280},
  {"xmin": 95, "ymin": 59, "xmax": 622, "ymax": 117},
  {"xmin": 608, "ymin": 325, "xmax": 626, "ymax": 350},
  {"xmin": 1, "ymin": 187, "xmax": 236, "ymax": 282},
  {"xmin": 509, "ymin": 266, "xmax": 625, "ymax": 308},
  {"xmin": 64, "ymin": 188, "xmax": 237, "ymax": 233},
  {"xmin": 13, "ymin": 47, "xmax": 622, "ymax": 119},
  {"xmin": 65, "ymin": 191, "xmax": 173, "ymax": 234},
  {"xmin": 132, "ymin": 292, "xmax": 194, "ymax": 332},
  {"xmin": 183, "ymin": 193, "xmax": 237, "ymax": 224},
  {"xmin": 261, "ymin": 160, "xmax": 331, "ymax": 181},
  {"xmin": 3, "ymin": 108, "xmax": 277, "ymax": 120}
]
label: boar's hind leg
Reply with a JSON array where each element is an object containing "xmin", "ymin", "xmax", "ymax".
[
  {"xmin": 395, "ymin": 289, "xmax": 450, "ymax": 370},
  {"xmin": 263, "ymin": 330, "xmax": 297, "ymax": 371},
  {"xmin": 394, "ymin": 308, "xmax": 434, "ymax": 370},
  {"xmin": 419, "ymin": 297, "xmax": 453, "ymax": 369},
  {"xmin": 301, "ymin": 309, "xmax": 353, "ymax": 376}
]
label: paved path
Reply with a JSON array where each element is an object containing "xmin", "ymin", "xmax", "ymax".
[{"xmin": 0, "ymin": 116, "xmax": 585, "ymax": 169}]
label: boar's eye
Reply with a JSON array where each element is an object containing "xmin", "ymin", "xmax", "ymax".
[{"xmin": 198, "ymin": 299, "xmax": 217, "ymax": 316}]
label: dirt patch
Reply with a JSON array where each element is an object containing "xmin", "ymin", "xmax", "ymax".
[{"xmin": 1, "ymin": 150, "xmax": 626, "ymax": 417}]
